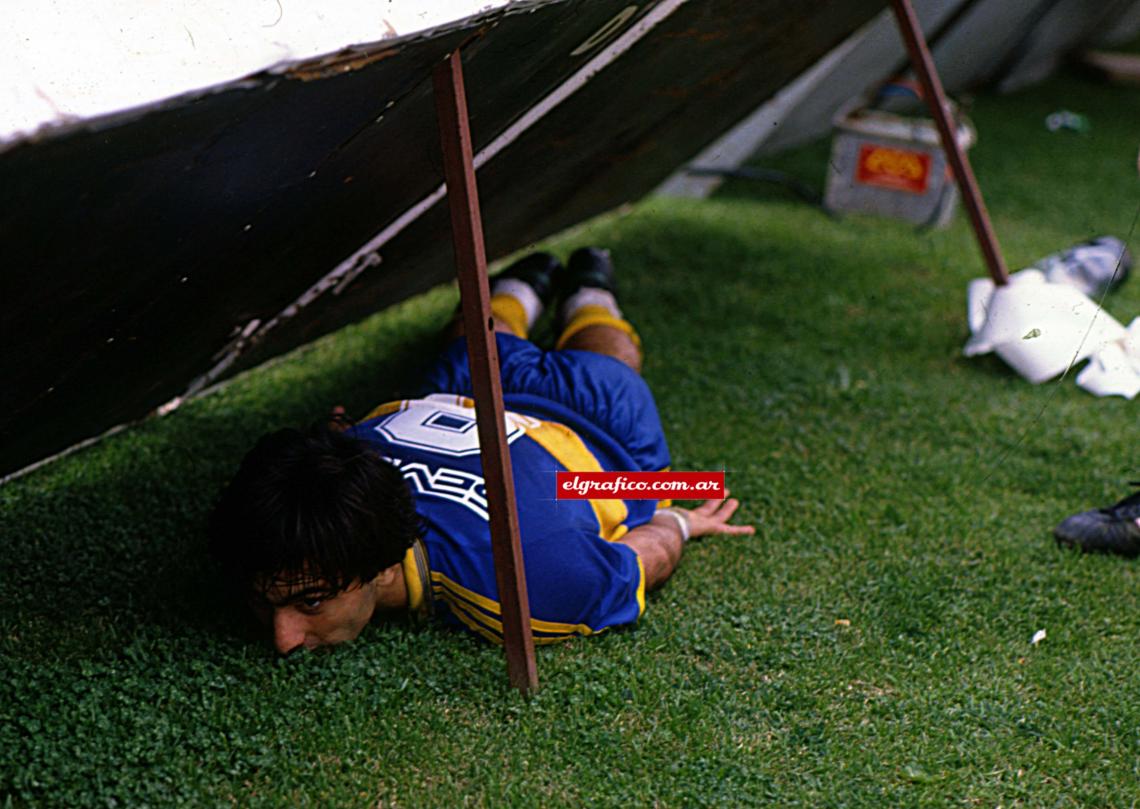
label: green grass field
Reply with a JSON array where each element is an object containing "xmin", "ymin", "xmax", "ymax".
[{"xmin": 3, "ymin": 68, "xmax": 1140, "ymax": 807}]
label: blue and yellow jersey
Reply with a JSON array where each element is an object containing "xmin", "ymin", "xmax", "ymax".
[{"xmin": 346, "ymin": 393, "xmax": 665, "ymax": 643}]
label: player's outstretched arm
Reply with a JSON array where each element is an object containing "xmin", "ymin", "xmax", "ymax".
[{"xmin": 618, "ymin": 494, "xmax": 755, "ymax": 591}]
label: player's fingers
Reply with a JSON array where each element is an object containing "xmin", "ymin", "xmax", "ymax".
[
  {"xmin": 693, "ymin": 492, "xmax": 731, "ymax": 515},
  {"xmin": 710, "ymin": 498, "xmax": 741, "ymax": 520},
  {"xmin": 716, "ymin": 523, "xmax": 755, "ymax": 535}
]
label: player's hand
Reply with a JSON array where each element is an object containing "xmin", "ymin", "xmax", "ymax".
[{"xmin": 677, "ymin": 491, "xmax": 755, "ymax": 539}]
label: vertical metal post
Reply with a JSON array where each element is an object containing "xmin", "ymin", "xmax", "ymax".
[
  {"xmin": 432, "ymin": 49, "xmax": 538, "ymax": 693},
  {"xmin": 890, "ymin": 0, "xmax": 1010, "ymax": 286}
]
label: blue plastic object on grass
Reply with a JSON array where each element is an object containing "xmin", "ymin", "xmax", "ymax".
[{"xmin": 1033, "ymin": 236, "xmax": 1132, "ymax": 298}]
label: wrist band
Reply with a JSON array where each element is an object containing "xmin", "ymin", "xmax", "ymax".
[{"xmin": 655, "ymin": 507, "xmax": 691, "ymax": 542}]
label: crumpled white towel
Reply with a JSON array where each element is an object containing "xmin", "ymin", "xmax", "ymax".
[
  {"xmin": 1075, "ymin": 318, "xmax": 1140, "ymax": 398},
  {"xmin": 965, "ymin": 269, "xmax": 1140, "ymax": 398}
]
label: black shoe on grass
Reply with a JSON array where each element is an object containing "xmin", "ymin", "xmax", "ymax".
[
  {"xmin": 494, "ymin": 252, "xmax": 562, "ymax": 308},
  {"xmin": 1054, "ymin": 485, "xmax": 1140, "ymax": 558},
  {"xmin": 562, "ymin": 247, "xmax": 617, "ymax": 297}
]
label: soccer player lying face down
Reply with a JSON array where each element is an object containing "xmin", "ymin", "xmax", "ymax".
[{"xmin": 209, "ymin": 427, "xmax": 418, "ymax": 654}]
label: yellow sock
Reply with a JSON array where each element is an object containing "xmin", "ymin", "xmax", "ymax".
[
  {"xmin": 490, "ymin": 293, "xmax": 530, "ymax": 339},
  {"xmin": 555, "ymin": 304, "xmax": 642, "ymax": 352}
]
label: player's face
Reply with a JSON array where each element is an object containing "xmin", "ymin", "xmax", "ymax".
[{"xmin": 249, "ymin": 576, "xmax": 378, "ymax": 654}]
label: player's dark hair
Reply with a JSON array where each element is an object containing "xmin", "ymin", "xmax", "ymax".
[{"xmin": 208, "ymin": 425, "xmax": 419, "ymax": 597}]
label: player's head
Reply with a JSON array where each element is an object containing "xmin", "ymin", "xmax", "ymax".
[{"xmin": 208, "ymin": 425, "xmax": 418, "ymax": 653}]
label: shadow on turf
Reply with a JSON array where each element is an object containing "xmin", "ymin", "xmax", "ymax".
[
  {"xmin": 2, "ymin": 214, "xmax": 851, "ymax": 661},
  {"xmin": 0, "ymin": 332, "xmax": 441, "ymax": 660}
]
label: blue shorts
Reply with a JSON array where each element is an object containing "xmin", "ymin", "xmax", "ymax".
[{"xmin": 420, "ymin": 333, "xmax": 670, "ymax": 473}]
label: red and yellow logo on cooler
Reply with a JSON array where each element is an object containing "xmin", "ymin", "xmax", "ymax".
[{"xmin": 855, "ymin": 144, "xmax": 931, "ymax": 194}]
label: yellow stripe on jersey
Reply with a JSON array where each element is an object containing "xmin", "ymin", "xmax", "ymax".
[
  {"xmin": 636, "ymin": 557, "xmax": 646, "ymax": 617},
  {"xmin": 402, "ymin": 546, "xmax": 425, "ymax": 613},
  {"xmin": 435, "ymin": 589, "xmax": 588, "ymax": 645},
  {"xmin": 433, "ymin": 585, "xmax": 497, "ymax": 630},
  {"xmin": 433, "ymin": 587, "xmax": 577, "ymax": 644},
  {"xmin": 431, "ymin": 571, "xmax": 501, "ymax": 614},
  {"xmin": 363, "ymin": 400, "xmax": 408, "ymax": 420},
  {"xmin": 431, "ymin": 571, "xmax": 607, "ymax": 641},
  {"xmin": 366, "ymin": 396, "xmax": 478, "ymax": 422},
  {"xmin": 529, "ymin": 616, "xmax": 596, "ymax": 637},
  {"xmin": 523, "ymin": 419, "xmax": 629, "ymax": 541},
  {"xmin": 434, "ymin": 584, "xmax": 589, "ymax": 645},
  {"xmin": 433, "ymin": 589, "xmax": 501, "ymax": 644}
]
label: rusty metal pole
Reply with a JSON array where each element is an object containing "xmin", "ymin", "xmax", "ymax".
[
  {"xmin": 432, "ymin": 50, "xmax": 538, "ymax": 693},
  {"xmin": 890, "ymin": 0, "xmax": 1009, "ymax": 286}
]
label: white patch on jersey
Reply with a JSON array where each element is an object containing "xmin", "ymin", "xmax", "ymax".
[
  {"xmin": 373, "ymin": 397, "xmax": 537, "ymax": 458},
  {"xmin": 385, "ymin": 456, "xmax": 489, "ymax": 521}
]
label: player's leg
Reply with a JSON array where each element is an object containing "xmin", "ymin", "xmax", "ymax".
[
  {"xmin": 421, "ymin": 246, "xmax": 667, "ymax": 474},
  {"xmin": 446, "ymin": 252, "xmax": 561, "ymax": 340},
  {"xmin": 555, "ymin": 247, "xmax": 642, "ymax": 374}
]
